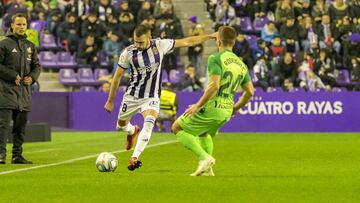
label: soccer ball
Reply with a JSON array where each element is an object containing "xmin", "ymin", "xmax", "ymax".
[{"xmin": 96, "ymin": 152, "xmax": 118, "ymax": 172}]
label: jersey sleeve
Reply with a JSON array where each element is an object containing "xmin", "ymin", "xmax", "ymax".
[
  {"xmin": 207, "ymin": 55, "xmax": 222, "ymax": 76},
  {"xmin": 158, "ymin": 39, "xmax": 175, "ymax": 54},
  {"xmin": 241, "ymin": 71, "xmax": 252, "ymax": 85},
  {"xmin": 117, "ymin": 49, "xmax": 130, "ymax": 69}
]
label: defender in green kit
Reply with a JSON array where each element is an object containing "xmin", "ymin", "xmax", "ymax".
[{"xmin": 172, "ymin": 26, "xmax": 255, "ymax": 176}]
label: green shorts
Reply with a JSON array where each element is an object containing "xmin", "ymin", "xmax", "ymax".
[{"xmin": 177, "ymin": 107, "xmax": 231, "ymax": 137}]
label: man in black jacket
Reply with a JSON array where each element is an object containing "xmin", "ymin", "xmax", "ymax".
[{"xmin": 0, "ymin": 13, "xmax": 41, "ymax": 164}]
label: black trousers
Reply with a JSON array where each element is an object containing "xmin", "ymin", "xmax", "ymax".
[{"xmin": 0, "ymin": 109, "xmax": 28, "ymax": 156}]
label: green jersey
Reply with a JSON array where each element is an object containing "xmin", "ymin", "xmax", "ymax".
[{"xmin": 206, "ymin": 49, "xmax": 251, "ymax": 113}]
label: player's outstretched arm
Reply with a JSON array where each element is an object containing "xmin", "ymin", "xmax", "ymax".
[
  {"xmin": 104, "ymin": 66, "xmax": 125, "ymax": 113},
  {"xmin": 183, "ymin": 75, "xmax": 220, "ymax": 117},
  {"xmin": 174, "ymin": 32, "xmax": 217, "ymax": 48},
  {"xmin": 232, "ymin": 81, "xmax": 255, "ymax": 116}
]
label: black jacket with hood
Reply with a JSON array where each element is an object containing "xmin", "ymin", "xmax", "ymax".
[{"xmin": 0, "ymin": 32, "xmax": 41, "ymax": 111}]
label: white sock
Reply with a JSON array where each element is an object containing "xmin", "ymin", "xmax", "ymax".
[
  {"xmin": 132, "ymin": 115, "xmax": 156, "ymax": 158},
  {"xmin": 117, "ymin": 121, "xmax": 135, "ymax": 135}
]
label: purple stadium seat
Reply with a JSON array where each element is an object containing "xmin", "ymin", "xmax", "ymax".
[
  {"xmin": 94, "ymin": 69, "xmax": 109, "ymax": 80},
  {"xmin": 169, "ymin": 69, "xmax": 181, "ymax": 84},
  {"xmin": 78, "ymin": 68, "xmax": 105, "ymax": 85},
  {"xmin": 238, "ymin": 17, "xmax": 253, "ymax": 32},
  {"xmin": 245, "ymin": 35, "xmax": 258, "ymax": 49},
  {"xmin": 39, "ymin": 34, "xmax": 59, "ymax": 51},
  {"xmin": 289, "ymin": 87, "xmax": 306, "ymax": 93},
  {"xmin": 248, "ymin": 69, "xmax": 256, "ymax": 82},
  {"xmin": 336, "ymin": 69, "xmax": 351, "ymax": 85},
  {"xmin": 78, "ymin": 68, "xmax": 95, "ymax": 82},
  {"xmin": 253, "ymin": 17, "xmax": 269, "ymax": 32},
  {"xmin": 39, "ymin": 51, "xmax": 58, "ymax": 69},
  {"xmin": 266, "ymin": 87, "xmax": 283, "ymax": 93},
  {"xmin": 30, "ymin": 20, "xmax": 46, "ymax": 33},
  {"xmin": 161, "ymin": 70, "xmax": 169, "ymax": 83},
  {"xmin": 79, "ymin": 86, "xmax": 97, "ymax": 92},
  {"xmin": 98, "ymin": 51, "xmax": 110, "ymax": 67},
  {"xmin": 57, "ymin": 51, "xmax": 77, "ymax": 68},
  {"xmin": 59, "ymin": 69, "xmax": 78, "ymax": 84},
  {"xmin": 255, "ymin": 87, "xmax": 264, "ymax": 93},
  {"xmin": 332, "ymin": 87, "xmax": 347, "ymax": 92}
]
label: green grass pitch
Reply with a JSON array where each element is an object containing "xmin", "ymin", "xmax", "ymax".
[{"xmin": 0, "ymin": 132, "xmax": 359, "ymax": 203}]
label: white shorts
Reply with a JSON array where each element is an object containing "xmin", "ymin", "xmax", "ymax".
[{"xmin": 117, "ymin": 94, "xmax": 160, "ymax": 121}]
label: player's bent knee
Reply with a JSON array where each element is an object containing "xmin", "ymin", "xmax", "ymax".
[
  {"xmin": 117, "ymin": 120, "xmax": 127, "ymax": 127},
  {"xmin": 171, "ymin": 121, "xmax": 181, "ymax": 134},
  {"xmin": 199, "ymin": 133, "xmax": 208, "ymax": 137}
]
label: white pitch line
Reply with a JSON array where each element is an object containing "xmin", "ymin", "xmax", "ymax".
[
  {"xmin": 0, "ymin": 140, "xmax": 177, "ymax": 176},
  {"xmin": 24, "ymin": 148, "xmax": 57, "ymax": 154}
]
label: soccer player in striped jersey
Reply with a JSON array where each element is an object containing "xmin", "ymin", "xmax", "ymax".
[{"xmin": 104, "ymin": 24, "xmax": 217, "ymax": 171}]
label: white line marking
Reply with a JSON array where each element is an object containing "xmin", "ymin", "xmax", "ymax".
[
  {"xmin": 0, "ymin": 140, "xmax": 177, "ymax": 176},
  {"xmin": 23, "ymin": 149, "xmax": 57, "ymax": 154}
]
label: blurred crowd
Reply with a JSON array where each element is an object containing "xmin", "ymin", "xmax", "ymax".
[
  {"xmin": 205, "ymin": 0, "xmax": 360, "ymax": 91},
  {"xmin": 1, "ymin": 0, "xmax": 359, "ymax": 92},
  {"xmin": 0, "ymin": 0, "xmax": 207, "ymax": 92}
]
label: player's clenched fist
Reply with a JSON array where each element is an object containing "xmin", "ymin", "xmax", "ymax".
[{"xmin": 104, "ymin": 100, "xmax": 114, "ymax": 113}]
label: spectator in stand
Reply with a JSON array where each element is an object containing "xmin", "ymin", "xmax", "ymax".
[
  {"xmin": 350, "ymin": 0, "xmax": 360, "ymax": 20},
  {"xmin": 205, "ymin": 0, "xmax": 217, "ymax": 22},
  {"xmin": 81, "ymin": 12, "xmax": 107, "ymax": 47},
  {"xmin": 215, "ymin": 0, "xmax": 236, "ymax": 30},
  {"xmin": 329, "ymin": 0, "xmax": 349, "ymax": 25},
  {"xmin": 187, "ymin": 16, "xmax": 206, "ymax": 79},
  {"xmin": 338, "ymin": 16, "xmax": 357, "ymax": 47},
  {"xmin": 275, "ymin": 52, "xmax": 297, "ymax": 88},
  {"xmin": 261, "ymin": 21, "xmax": 279, "ymax": 44},
  {"xmin": 77, "ymin": 34, "xmax": 100, "ymax": 70},
  {"xmin": 232, "ymin": 0, "xmax": 249, "ymax": 18},
  {"xmin": 343, "ymin": 33, "xmax": 360, "ymax": 66},
  {"xmin": 275, "ymin": 0, "xmax": 295, "ymax": 26},
  {"xmin": 106, "ymin": 13, "xmax": 124, "ymax": 39},
  {"xmin": 118, "ymin": 12, "xmax": 136, "ymax": 41},
  {"xmin": 312, "ymin": 0, "xmax": 328, "ymax": 23},
  {"xmin": 270, "ymin": 36, "xmax": 285, "ymax": 58},
  {"xmin": 34, "ymin": 0, "xmax": 50, "ymax": 17},
  {"xmin": 76, "ymin": 0, "xmax": 94, "ymax": 22},
  {"xmin": 298, "ymin": 53, "xmax": 326, "ymax": 91},
  {"xmin": 249, "ymin": 0, "xmax": 267, "ymax": 20},
  {"xmin": 141, "ymin": 15, "xmax": 157, "ymax": 34},
  {"xmin": 2, "ymin": 0, "xmax": 27, "ymax": 30},
  {"xmin": 96, "ymin": 0, "xmax": 115, "ymax": 22},
  {"xmin": 253, "ymin": 55, "xmax": 272, "ymax": 91},
  {"xmin": 293, "ymin": 0, "xmax": 311, "ymax": 20},
  {"xmin": 117, "ymin": 0, "xmax": 134, "ymax": 17},
  {"xmin": 160, "ymin": 13, "xmax": 184, "ymax": 80},
  {"xmin": 46, "ymin": 7, "xmax": 62, "ymax": 39},
  {"xmin": 315, "ymin": 49, "xmax": 337, "ymax": 89},
  {"xmin": 103, "ymin": 32, "xmax": 125, "ymax": 68},
  {"xmin": 233, "ymin": 30, "xmax": 253, "ymax": 69},
  {"xmin": 350, "ymin": 57, "xmax": 360, "ymax": 90},
  {"xmin": 280, "ymin": 17, "xmax": 300, "ymax": 53},
  {"xmin": 154, "ymin": 0, "xmax": 173, "ymax": 17},
  {"xmin": 137, "ymin": 0, "xmax": 152, "ymax": 24},
  {"xmin": 57, "ymin": 0, "xmax": 74, "ymax": 13},
  {"xmin": 177, "ymin": 64, "xmax": 203, "ymax": 92},
  {"xmin": 298, "ymin": 16, "xmax": 317, "ymax": 52},
  {"xmin": 57, "ymin": 12, "xmax": 80, "ymax": 53},
  {"xmin": 315, "ymin": 14, "xmax": 341, "ymax": 56},
  {"xmin": 252, "ymin": 38, "xmax": 270, "ymax": 60}
]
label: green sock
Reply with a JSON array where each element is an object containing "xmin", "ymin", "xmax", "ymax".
[
  {"xmin": 199, "ymin": 135, "xmax": 213, "ymax": 155},
  {"xmin": 176, "ymin": 130, "xmax": 209, "ymax": 160}
]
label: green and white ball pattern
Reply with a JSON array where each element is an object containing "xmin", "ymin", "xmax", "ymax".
[{"xmin": 96, "ymin": 152, "xmax": 118, "ymax": 172}]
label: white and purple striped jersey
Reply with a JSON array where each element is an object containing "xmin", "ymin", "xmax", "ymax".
[{"xmin": 118, "ymin": 38, "xmax": 175, "ymax": 99}]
